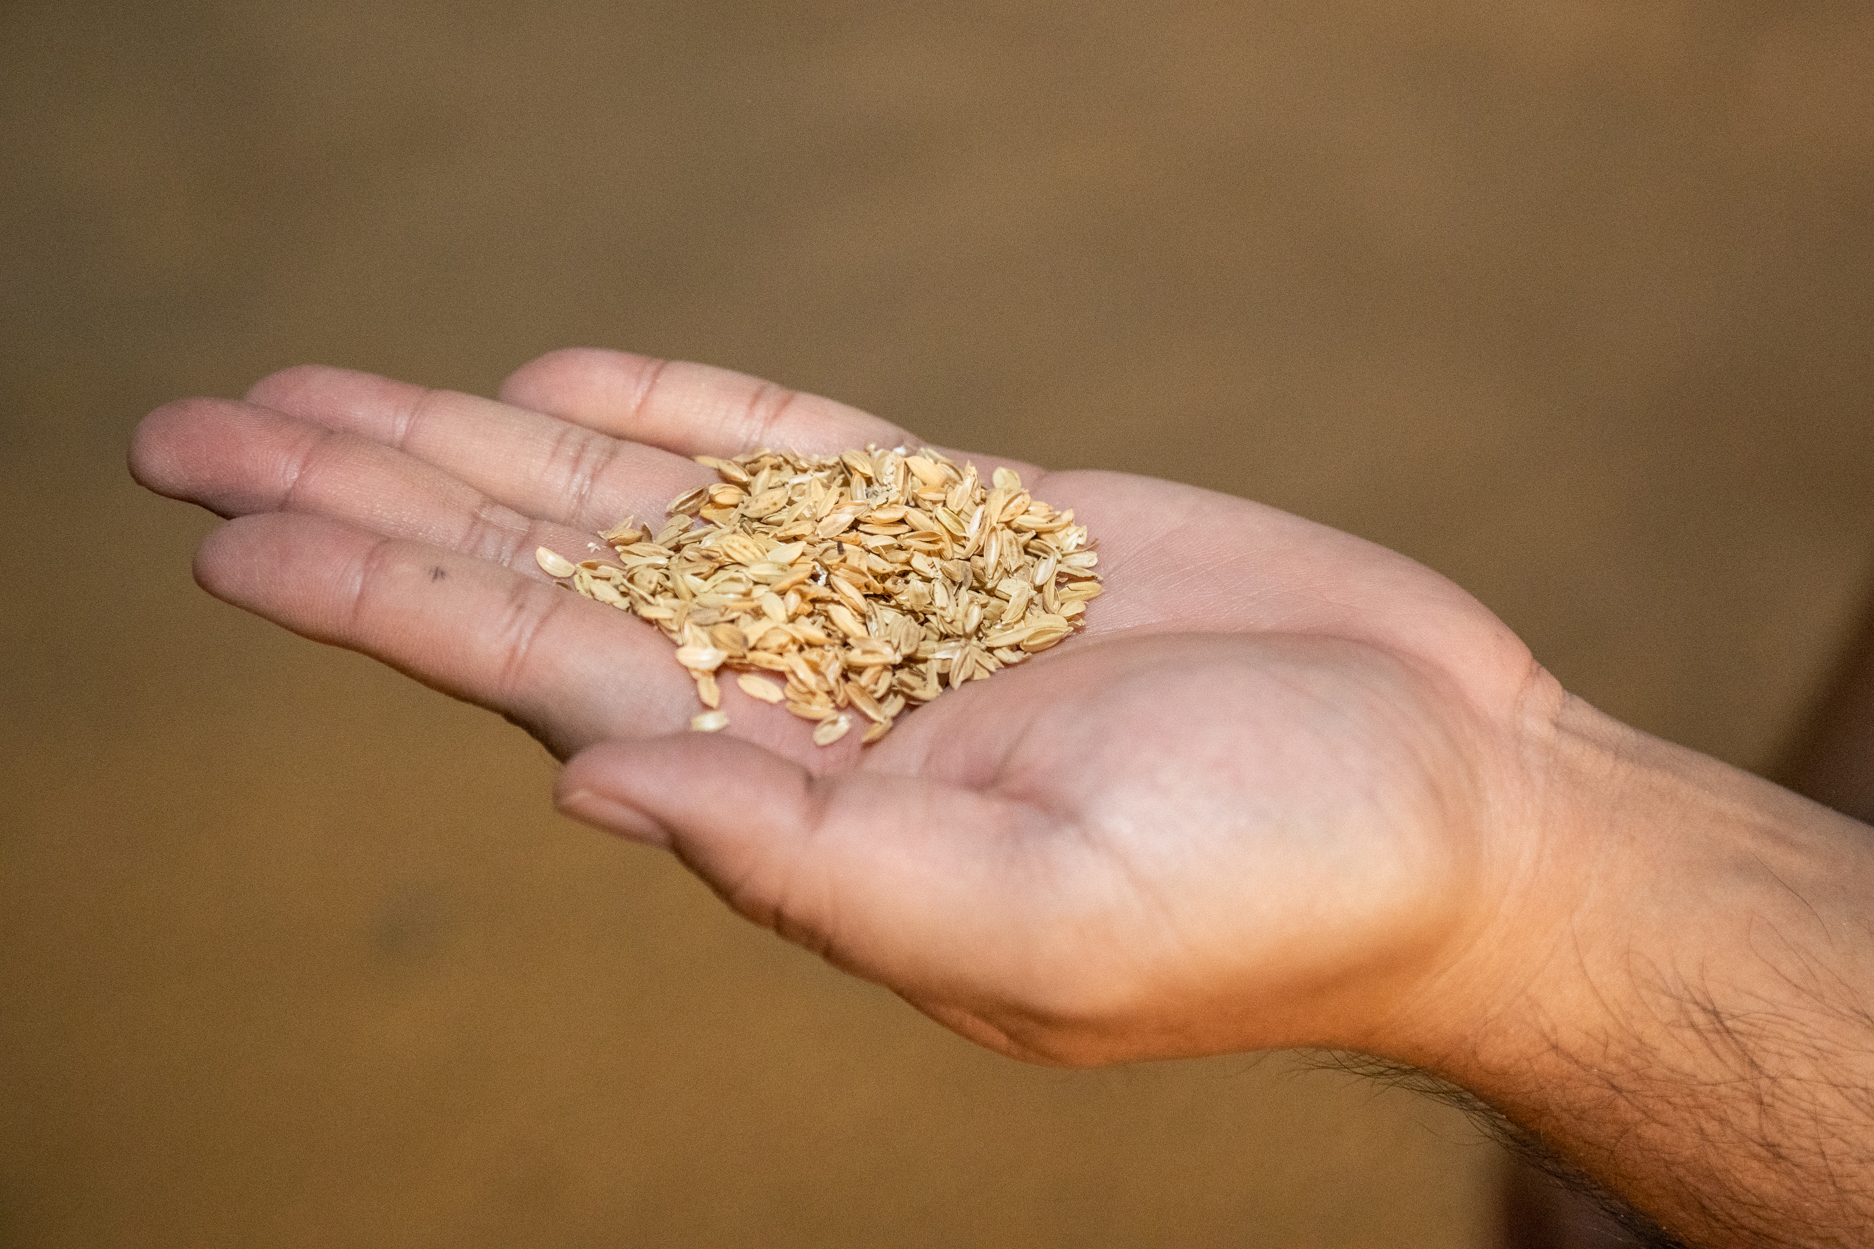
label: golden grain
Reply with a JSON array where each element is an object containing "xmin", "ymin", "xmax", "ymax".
[
  {"xmin": 813, "ymin": 714, "xmax": 854, "ymax": 746},
  {"xmin": 541, "ymin": 445, "xmax": 1101, "ymax": 745},
  {"xmin": 737, "ymin": 673, "xmax": 785, "ymax": 703},
  {"xmin": 535, "ymin": 546, "xmax": 578, "ymax": 578}
]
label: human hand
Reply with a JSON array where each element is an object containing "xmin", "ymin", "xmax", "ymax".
[
  {"xmin": 130, "ymin": 350, "xmax": 1558, "ymax": 1067},
  {"xmin": 136, "ymin": 356, "xmax": 1874, "ymax": 1244}
]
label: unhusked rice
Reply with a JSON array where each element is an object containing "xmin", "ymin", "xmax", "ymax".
[{"xmin": 536, "ymin": 446, "xmax": 1102, "ymax": 744}]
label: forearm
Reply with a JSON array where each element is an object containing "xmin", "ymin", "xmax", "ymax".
[{"xmin": 1404, "ymin": 695, "xmax": 1874, "ymax": 1247}]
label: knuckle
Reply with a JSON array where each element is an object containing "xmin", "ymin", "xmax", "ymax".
[
  {"xmin": 129, "ymin": 398, "xmax": 216, "ymax": 488},
  {"xmin": 492, "ymin": 576, "xmax": 564, "ymax": 703},
  {"xmin": 274, "ymin": 422, "xmax": 342, "ymax": 514},
  {"xmin": 546, "ymin": 422, "xmax": 620, "ymax": 522},
  {"xmin": 456, "ymin": 496, "xmax": 529, "ymax": 567},
  {"xmin": 625, "ymin": 356, "xmax": 673, "ymax": 431},
  {"xmin": 390, "ymin": 385, "xmax": 439, "ymax": 449},
  {"xmin": 344, "ymin": 535, "xmax": 402, "ymax": 637},
  {"xmin": 739, "ymin": 381, "xmax": 800, "ymax": 448}
]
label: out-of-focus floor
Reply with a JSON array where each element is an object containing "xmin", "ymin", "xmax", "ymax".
[{"xmin": 3, "ymin": 3, "xmax": 1871, "ymax": 1245}]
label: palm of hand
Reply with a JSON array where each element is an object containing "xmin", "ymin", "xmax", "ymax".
[{"xmin": 133, "ymin": 351, "xmax": 1543, "ymax": 1065}]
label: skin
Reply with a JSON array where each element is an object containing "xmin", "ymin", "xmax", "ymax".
[{"xmin": 131, "ymin": 350, "xmax": 1874, "ymax": 1246}]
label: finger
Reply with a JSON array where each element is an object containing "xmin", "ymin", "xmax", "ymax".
[
  {"xmin": 195, "ymin": 511, "xmax": 838, "ymax": 761},
  {"xmin": 241, "ymin": 365, "xmax": 711, "ymax": 532},
  {"xmin": 498, "ymin": 348, "xmax": 919, "ymax": 459},
  {"xmin": 194, "ymin": 512, "xmax": 697, "ymax": 758},
  {"xmin": 133, "ymin": 397, "xmax": 635, "ymax": 572},
  {"xmin": 555, "ymin": 732, "xmax": 1124, "ymax": 1059}
]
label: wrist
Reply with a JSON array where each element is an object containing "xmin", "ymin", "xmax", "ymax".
[
  {"xmin": 1375, "ymin": 679, "xmax": 1874, "ymax": 1240},
  {"xmin": 1418, "ymin": 686, "xmax": 1874, "ymax": 1075}
]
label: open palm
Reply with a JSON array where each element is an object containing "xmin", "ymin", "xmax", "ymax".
[{"xmin": 133, "ymin": 350, "xmax": 1550, "ymax": 1067}]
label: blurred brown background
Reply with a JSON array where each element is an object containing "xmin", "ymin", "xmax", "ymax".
[{"xmin": 4, "ymin": 1, "xmax": 1872, "ymax": 1245}]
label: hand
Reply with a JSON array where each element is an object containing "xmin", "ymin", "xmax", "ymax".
[
  {"xmin": 135, "ymin": 357, "xmax": 1874, "ymax": 1244},
  {"xmin": 130, "ymin": 350, "xmax": 1557, "ymax": 1067}
]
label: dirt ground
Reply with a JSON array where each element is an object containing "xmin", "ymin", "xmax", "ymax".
[{"xmin": 3, "ymin": 2, "xmax": 1872, "ymax": 1245}]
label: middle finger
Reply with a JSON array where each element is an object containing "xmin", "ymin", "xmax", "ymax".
[
  {"xmin": 134, "ymin": 396, "xmax": 665, "ymax": 575},
  {"xmin": 244, "ymin": 364, "xmax": 709, "ymax": 533}
]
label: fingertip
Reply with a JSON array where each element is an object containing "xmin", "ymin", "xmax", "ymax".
[
  {"xmin": 559, "ymin": 732, "xmax": 813, "ymax": 842},
  {"xmin": 127, "ymin": 404, "xmax": 177, "ymax": 493},
  {"xmin": 244, "ymin": 364, "xmax": 439, "ymax": 443},
  {"xmin": 561, "ymin": 732, "xmax": 841, "ymax": 937},
  {"xmin": 187, "ymin": 513, "xmax": 379, "ymax": 628},
  {"xmin": 244, "ymin": 363, "xmax": 321, "ymax": 407},
  {"xmin": 128, "ymin": 396, "xmax": 219, "ymax": 497},
  {"xmin": 189, "ymin": 512, "xmax": 284, "ymax": 604},
  {"xmin": 190, "ymin": 517, "xmax": 250, "ymax": 607},
  {"xmin": 557, "ymin": 786, "xmax": 672, "ymax": 847},
  {"xmin": 555, "ymin": 737, "xmax": 638, "ymax": 806}
]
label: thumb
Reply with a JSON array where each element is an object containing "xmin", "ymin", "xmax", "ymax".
[{"xmin": 554, "ymin": 733, "xmax": 1063, "ymax": 1019}]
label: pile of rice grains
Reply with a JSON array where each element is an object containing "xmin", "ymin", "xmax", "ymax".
[{"xmin": 536, "ymin": 446, "xmax": 1101, "ymax": 746}]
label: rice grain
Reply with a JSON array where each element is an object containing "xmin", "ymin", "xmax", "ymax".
[{"xmin": 544, "ymin": 446, "xmax": 1101, "ymax": 745}]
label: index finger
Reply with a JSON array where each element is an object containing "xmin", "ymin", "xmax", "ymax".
[{"xmin": 498, "ymin": 349, "xmax": 919, "ymax": 460}]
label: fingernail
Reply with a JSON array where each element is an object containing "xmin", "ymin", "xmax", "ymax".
[{"xmin": 557, "ymin": 789, "xmax": 670, "ymax": 847}]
